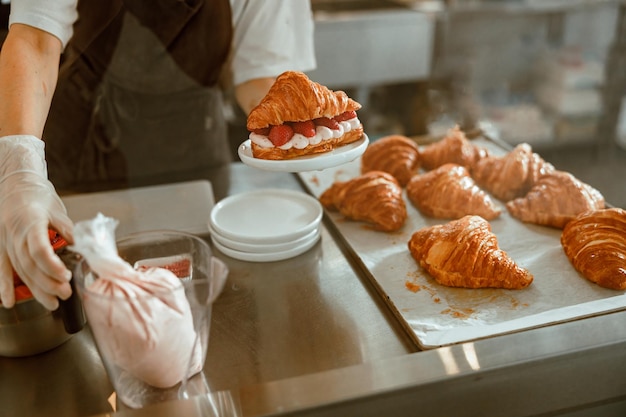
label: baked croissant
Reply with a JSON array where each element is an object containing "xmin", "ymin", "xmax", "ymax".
[
  {"xmin": 472, "ymin": 143, "xmax": 555, "ymax": 202},
  {"xmin": 507, "ymin": 170, "xmax": 605, "ymax": 229},
  {"xmin": 246, "ymin": 71, "xmax": 364, "ymax": 160},
  {"xmin": 408, "ymin": 215, "xmax": 534, "ymax": 289},
  {"xmin": 406, "ymin": 163, "xmax": 501, "ymax": 220},
  {"xmin": 419, "ymin": 126, "xmax": 490, "ymax": 172},
  {"xmin": 561, "ymin": 208, "xmax": 626, "ymax": 290},
  {"xmin": 361, "ymin": 135, "xmax": 420, "ymax": 186},
  {"xmin": 319, "ymin": 171, "xmax": 407, "ymax": 232}
]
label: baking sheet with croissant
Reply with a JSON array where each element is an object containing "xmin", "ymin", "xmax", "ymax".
[{"xmin": 298, "ymin": 137, "xmax": 626, "ymax": 349}]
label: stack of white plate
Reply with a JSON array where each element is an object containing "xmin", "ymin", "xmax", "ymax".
[{"xmin": 209, "ymin": 189, "xmax": 323, "ymax": 262}]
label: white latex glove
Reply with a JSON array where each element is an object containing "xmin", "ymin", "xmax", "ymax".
[{"xmin": 0, "ymin": 135, "xmax": 74, "ymax": 310}]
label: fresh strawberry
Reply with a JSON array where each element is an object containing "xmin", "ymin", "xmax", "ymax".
[
  {"xmin": 313, "ymin": 117, "xmax": 340, "ymax": 130},
  {"xmin": 268, "ymin": 125, "xmax": 294, "ymax": 146},
  {"xmin": 291, "ymin": 120, "xmax": 316, "ymax": 137},
  {"xmin": 334, "ymin": 110, "xmax": 357, "ymax": 122},
  {"xmin": 252, "ymin": 127, "xmax": 270, "ymax": 136}
]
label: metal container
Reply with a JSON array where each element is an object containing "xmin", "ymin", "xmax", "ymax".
[
  {"xmin": 0, "ymin": 249, "xmax": 86, "ymax": 357},
  {"xmin": 0, "ymin": 297, "xmax": 74, "ymax": 357}
]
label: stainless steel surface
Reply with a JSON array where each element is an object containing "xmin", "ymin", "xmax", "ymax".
[
  {"xmin": 0, "ymin": 297, "xmax": 74, "ymax": 358},
  {"xmin": 1, "ymin": 163, "xmax": 625, "ymax": 416},
  {"xmin": 202, "ymin": 164, "xmax": 415, "ymax": 393},
  {"xmin": 106, "ymin": 309, "xmax": 626, "ymax": 417},
  {"xmin": 0, "ymin": 163, "xmax": 414, "ymax": 417}
]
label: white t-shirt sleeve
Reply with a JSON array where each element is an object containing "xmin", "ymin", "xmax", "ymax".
[
  {"xmin": 230, "ymin": 0, "xmax": 317, "ymax": 86},
  {"xmin": 8, "ymin": 0, "xmax": 78, "ymax": 49}
]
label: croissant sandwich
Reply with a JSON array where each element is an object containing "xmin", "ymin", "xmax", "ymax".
[
  {"xmin": 246, "ymin": 71, "xmax": 364, "ymax": 160},
  {"xmin": 408, "ymin": 215, "xmax": 533, "ymax": 289}
]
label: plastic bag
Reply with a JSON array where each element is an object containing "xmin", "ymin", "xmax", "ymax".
[{"xmin": 71, "ymin": 213, "xmax": 199, "ymax": 388}]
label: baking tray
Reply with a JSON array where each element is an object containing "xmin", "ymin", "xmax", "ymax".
[{"xmin": 298, "ymin": 137, "xmax": 626, "ymax": 349}]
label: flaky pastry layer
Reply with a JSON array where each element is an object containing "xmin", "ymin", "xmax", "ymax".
[{"xmin": 247, "ymin": 71, "xmax": 361, "ymax": 130}]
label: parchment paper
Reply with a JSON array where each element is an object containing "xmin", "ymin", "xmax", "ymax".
[{"xmin": 298, "ymin": 138, "xmax": 626, "ymax": 349}]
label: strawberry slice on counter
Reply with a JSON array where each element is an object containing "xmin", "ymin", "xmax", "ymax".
[
  {"xmin": 292, "ymin": 120, "xmax": 316, "ymax": 137},
  {"xmin": 268, "ymin": 125, "xmax": 294, "ymax": 146},
  {"xmin": 313, "ymin": 117, "xmax": 341, "ymax": 130}
]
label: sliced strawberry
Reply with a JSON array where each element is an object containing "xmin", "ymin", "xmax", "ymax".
[
  {"xmin": 291, "ymin": 120, "xmax": 316, "ymax": 137},
  {"xmin": 251, "ymin": 127, "xmax": 270, "ymax": 136},
  {"xmin": 268, "ymin": 125, "xmax": 294, "ymax": 147},
  {"xmin": 313, "ymin": 117, "xmax": 340, "ymax": 130},
  {"xmin": 334, "ymin": 110, "xmax": 357, "ymax": 122}
]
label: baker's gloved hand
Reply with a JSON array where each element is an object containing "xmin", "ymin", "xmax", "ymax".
[{"xmin": 0, "ymin": 135, "xmax": 74, "ymax": 310}]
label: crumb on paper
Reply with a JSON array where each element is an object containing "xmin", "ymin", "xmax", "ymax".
[
  {"xmin": 441, "ymin": 307, "xmax": 475, "ymax": 319},
  {"xmin": 405, "ymin": 280, "xmax": 421, "ymax": 293}
]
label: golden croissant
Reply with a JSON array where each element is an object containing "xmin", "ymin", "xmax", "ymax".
[
  {"xmin": 419, "ymin": 126, "xmax": 490, "ymax": 172},
  {"xmin": 507, "ymin": 170, "xmax": 605, "ymax": 229},
  {"xmin": 406, "ymin": 163, "xmax": 501, "ymax": 220},
  {"xmin": 246, "ymin": 71, "xmax": 364, "ymax": 160},
  {"xmin": 361, "ymin": 135, "xmax": 420, "ymax": 187},
  {"xmin": 472, "ymin": 143, "xmax": 554, "ymax": 202},
  {"xmin": 408, "ymin": 215, "xmax": 534, "ymax": 289},
  {"xmin": 561, "ymin": 208, "xmax": 626, "ymax": 290},
  {"xmin": 319, "ymin": 171, "xmax": 407, "ymax": 232}
]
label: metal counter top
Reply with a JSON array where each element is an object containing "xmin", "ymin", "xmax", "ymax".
[{"xmin": 1, "ymin": 163, "xmax": 626, "ymax": 417}]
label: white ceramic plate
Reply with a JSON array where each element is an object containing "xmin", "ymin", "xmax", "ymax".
[
  {"xmin": 210, "ymin": 225, "xmax": 319, "ymax": 254},
  {"xmin": 209, "ymin": 189, "xmax": 323, "ymax": 245},
  {"xmin": 211, "ymin": 229, "xmax": 321, "ymax": 262},
  {"xmin": 237, "ymin": 134, "xmax": 369, "ymax": 172}
]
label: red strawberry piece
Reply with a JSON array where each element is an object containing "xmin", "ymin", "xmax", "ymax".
[
  {"xmin": 313, "ymin": 117, "xmax": 340, "ymax": 130},
  {"xmin": 268, "ymin": 125, "xmax": 294, "ymax": 146},
  {"xmin": 291, "ymin": 120, "xmax": 316, "ymax": 137},
  {"xmin": 252, "ymin": 127, "xmax": 270, "ymax": 136},
  {"xmin": 334, "ymin": 110, "xmax": 357, "ymax": 122}
]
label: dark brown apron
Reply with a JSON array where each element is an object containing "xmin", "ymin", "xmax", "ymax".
[{"xmin": 44, "ymin": 0, "xmax": 233, "ymax": 198}]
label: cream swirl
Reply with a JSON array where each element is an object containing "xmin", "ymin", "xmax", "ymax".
[{"xmin": 250, "ymin": 117, "xmax": 360, "ymax": 149}]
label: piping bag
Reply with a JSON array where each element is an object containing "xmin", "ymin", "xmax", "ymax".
[{"xmin": 68, "ymin": 213, "xmax": 222, "ymax": 388}]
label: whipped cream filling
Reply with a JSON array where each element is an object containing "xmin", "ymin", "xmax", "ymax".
[{"xmin": 250, "ymin": 117, "xmax": 361, "ymax": 150}]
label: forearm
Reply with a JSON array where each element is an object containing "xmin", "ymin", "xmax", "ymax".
[
  {"xmin": 0, "ymin": 24, "xmax": 62, "ymax": 138},
  {"xmin": 234, "ymin": 77, "xmax": 276, "ymax": 116}
]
